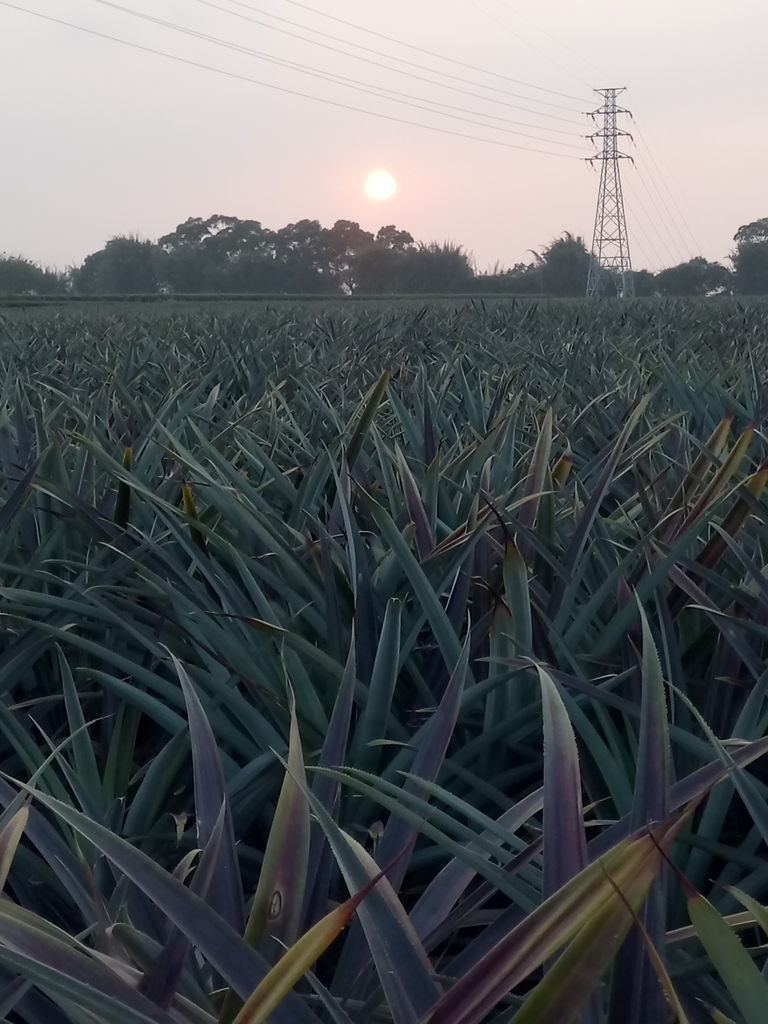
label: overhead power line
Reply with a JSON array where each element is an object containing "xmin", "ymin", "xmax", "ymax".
[
  {"xmin": 630, "ymin": 117, "xmax": 706, "ymax": 256},
  {"xmin": 623, "ymin": 175, "xmax": 675, "ymax": 270},
  {"xmin": 332, "ymin": 77, "xmax": 586, "ymax": 136},
  {"xmin": 0, "ymin": 2, "xmax": 589, "ymax": 160},
  {"xmin": 630, "ymin": 159, "xmax": 689, "ymax": 265},
  {"xmin": 85, "ymin": 0, "xmax": 590, "ymax": 125},
  {"xmin": 84, "ymin": 0, "xmax": 589, "ymax": 146},
  {"xmin": 194, "ymin": 0, "xmax": 589, "ymax": 114},
  {"xmin": 271, "ymin": 0, "xmax": 593, "ymax": 103},
  {"xmin": 488, "ymin": 0, "xmax": 612, "ymax": 82},
  {"xmin": 459, "ymin": 0, "xmax": 706, "ymax": 271},
  {"xmin": 463, "ymin": 0, "xmax": 593, "ymax": 90},
  {"xmin": 632, "ymin": 147, "xmax": 694, "ymax": 261}
]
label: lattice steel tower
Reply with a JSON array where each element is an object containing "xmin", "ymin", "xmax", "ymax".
[{"xmin": 586, "ymin": 88, "xmax": 634, "ymax": 298}]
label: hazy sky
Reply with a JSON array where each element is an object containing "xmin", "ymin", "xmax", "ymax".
[{"xmin": 1, "ymin": 0, "xmax": 766, "ymax": 273}]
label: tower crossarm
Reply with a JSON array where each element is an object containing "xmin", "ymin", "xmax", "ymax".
[{"xmin": 586, "ymin": 87, "xmax": 635, "ymax": 299}]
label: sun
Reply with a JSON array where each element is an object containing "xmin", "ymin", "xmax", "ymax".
[{"xmin": 365, "ymin": 170, "xmax": 396, "ymax": 200}]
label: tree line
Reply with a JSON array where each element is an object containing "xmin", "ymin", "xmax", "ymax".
[{"xmin": 2, "ymin": 214, "xmax": 768, "ymax": 297}]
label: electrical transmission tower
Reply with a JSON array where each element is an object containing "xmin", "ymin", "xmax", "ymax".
[{"xmin": 586, "ymin": 88, "xmax": 634, "ymax": 298}]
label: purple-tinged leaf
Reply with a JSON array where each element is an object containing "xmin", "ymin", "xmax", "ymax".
[
  {"xmin": 0, "ymin": 976, "xmax": 31, "ymax": 1017},
  {"xmin": 424, "ymin": 816, "xmax": 685, "ymax": 1024},
  {"xmin": 362, "ymin": 490, "xmax": 468, "ymax": 678},
  {"xmin": 14, "ymin": 787, "xmax": 316, "ymax": 1024},
  {"xmin": 312, "ymin": 767, "xmax": 540, "ymax": 910},
  {"xmin": 589, "ymin": 734, "xmax": 768, "ymax": 859},
  {"xmin": 0, "ymin": 901, "xmax": 175, "ymax": 1024},
  {"xmin": 396, "ymin": 445, "xmax": 435, "ymax": 559},
  {"xmin": 503, "ymin": 537, "xmax": 533, "ymax": 658},
  {"xmin": 509, "ymin": 871, "xmax": 667, "ymax": 1024},
  {"xmin": 304, "ymin": 967, "xmax": 357, "ymax": 1024},
  {"xmin": 333, "ymin": 628, "xmax": 470, "ymax": 1002},
  {"xmin": 665, "ymin": 566, "xmax": 764, "ymax": 677},
  {"xmin": 332, "ymin": 458, "xmax": 378, "ymax": 685},
  {"xmin": 517, "ymin": 407, "xmax": 552, "ymax": 561},
  {"xmin": 290, "ymin": 767, "xmax": 439, "ymax": 1024},
  {"xmin": 422, "ymin": 376, "xmax": 437, "ymax": 465},
  {"xmin": 57, "ymin": 647, "xmax": 103, "ymax": 811},
  {"xmin": 409, "ymin": 788, "xmax": 544, "ymax": 942},
  {"xmin": 248, "ymin": 688, "xmax": 309, "ymax": 963},
  {"xmin": 346, "ymin": 370, "xmax": 390, "ymax": 471},
  {"xmin": 549, "ymin": 396, "xmax": 650, "ymax": 619},
  {"xmin": 141, "ymin": 804, "xmax": 226, "ymax": 1008},
  {"xmin": 433, "ymin": 839, "xmax": 543, "ymax": 972},
  {"xmin": 110, "ymin": 922, "xmax": 213, "ymax": 1011},
  {"xmin": 0, "ymin": 457, "xmax": 40, "ymax": 533},
  {"xmin": 539, "ymin": 667, "xmax": 587, "ymax": 898},
  {"xmin": 632, "ymin": 603, "xmax": 671, "ymax": 830},
  {"xmin": 605, "ymin": 867, "xmax": 691, "ymax": 1024},
  {"xmin": 319, "ymin": 526, "xmax": 344, "ymax": 663},
  {"xmin": 671, "ymin": 682, "xmax": 768, "ymax": 856},
  {"xmin": 538, "ymin": 668, "xmax": 603, "ymax": 1024},
  {"xmin": 171, "ymin": 653, "xmax": 245, "ymax": 937},
  {"xmin": 231, "ymin": 858, "xmax": 394, "ymax": 1024},
  {"xmin": 304, "ymin": 633, "xmax": 357, "ymax": 930},
  {"xmin": 375, "ymin": 627, "xmax": 470, "ymax": 893},
  {"xmin": 349, "ymin": 598, "xmax": 402, "ymax": 778},
  {"xmin": 659, "ymin": 412, "xmax": 732, "ymax": 543},
  {"xmin": 609, "ymin": 602, "xmax": 671, "ymax": 1024},
  {"xmin": 0, "ymin": 778, "xmax": 93, "ymax": 922},
  {"xmin": 481, "ymin": 599, "xmax": 515, "ymax": 778}
]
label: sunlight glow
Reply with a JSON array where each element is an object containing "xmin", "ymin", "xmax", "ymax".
[{"xmin": 365, "ymin": 170, "xmax": 396, "ymax": 200}]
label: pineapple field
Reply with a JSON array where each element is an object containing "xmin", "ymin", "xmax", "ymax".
[{"xmin": 1, "ymin": 297, "xmax": 768, "ymax": 1023}]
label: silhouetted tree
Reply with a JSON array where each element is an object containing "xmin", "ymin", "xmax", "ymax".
[
  {"xmin": 535, "ymin": 233, "xmax": 591, "ymax": 297},
  {"xmin": 732, "ymin": 218, "xmax": 768, "ymax": 295},
  {"xmin": 354, "ymin": 234, "xmax": 472, "ymax": 294},
  {"xmin": 375, "ymin": 225, "xmax": 415, "ymax": 252},
  {"xmin": 632, "ymin": 269, "xmax": 657, "ymax": 297},
  {"xmin": 72, "ymin": 236, "xmax": 159, "ymax": 294},
  {"xmin": 273, "ymin": 220, "xmax": 339, "ymax": 293},
  {"xmin": 324, "ymin": 220, "xmax": 375, "ymax": 292},
  {"xmin": 471, "ymin": 262, "xmax": 540, "ymax": 295},
  {"xmin": 655, "ymin": 257, "xmax": 730, "ymax": 297},
  {"xmin": 63, "ymin": 214, "xmax": 766, "ymax": 300},
  {"xmin": 160, "ymin": 246, "xmax": 214, "ymax": 293},
  {"xmin": 735, "ymin": 219, "xmax": 768, "ymax": 246},
  {"xmin": 157, "ymin": 216, "xmax": 277, "ymax": 292},
  {"xmin": 0, "ymin": 256, "xmax": 66, "ymax": 295},
  {"xmin": 400, "ymin": 242, "xmax": 474, "ymax": 293},
  {"xmin": 354, "ymin": 225, "xmax": 414, "ymax": 293},
  {"xmin": 355, "ymin": 245, "xmax": 407, "ymax": 294}
]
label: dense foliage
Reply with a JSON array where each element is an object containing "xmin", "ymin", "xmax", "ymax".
[
  {"xmin": 69, "ymin": 218, "xmax": 475, "ymax": 297},
  {"xmin": 0, "ymin": 256, "xmax": 67, "ymax": 296},
  {"xmin": 7, "ymin": 212, "xmax": 768, "ymax": 298},
  {"xmin": 0, "ymin": 299, "xmax": 768, "ymax": 1022}
]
